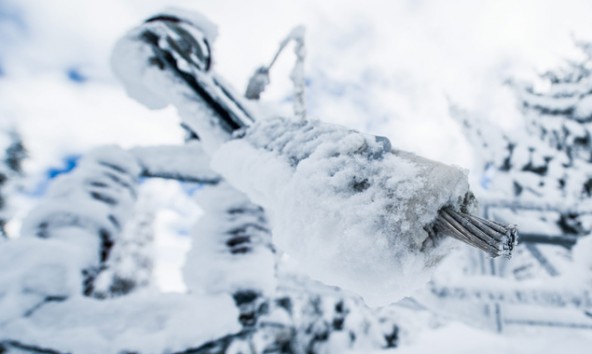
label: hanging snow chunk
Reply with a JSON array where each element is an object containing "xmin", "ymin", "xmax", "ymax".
[{"xmin": 212, "ymin": 117, "xmax": 477, "ymax": 306}]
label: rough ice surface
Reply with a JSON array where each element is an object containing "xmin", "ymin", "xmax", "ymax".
[{"xmin": 212, "ymin": 116, "xmax": 474, "ymax": 306}]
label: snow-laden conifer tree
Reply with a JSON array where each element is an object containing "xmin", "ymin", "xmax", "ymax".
[
  {"xmin": 0, "ymin": 127, "xmax": 25, "ymax": 238},
  {"xmin": 452, "ymin": 42, "xmax": 592, "ymax": 236}
]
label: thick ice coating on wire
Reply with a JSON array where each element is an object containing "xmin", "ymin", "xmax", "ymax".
[{"xmin": 212, "ymin": 117, "xmax": 477, "ymax": 306}]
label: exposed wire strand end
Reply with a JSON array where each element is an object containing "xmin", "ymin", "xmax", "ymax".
[{"xmin": 434, "ymin": 207, "xmax": 518, "ymax": 258}]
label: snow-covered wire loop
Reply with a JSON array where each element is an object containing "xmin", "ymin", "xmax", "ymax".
[{"xmin": 245, "ymin": 25, "xmax": 307, "ymax": 120}]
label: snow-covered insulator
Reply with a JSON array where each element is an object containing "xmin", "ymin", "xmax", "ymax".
[{"xmin": 183, "ymin": 183, "xmax": 276, "ymax": 318}]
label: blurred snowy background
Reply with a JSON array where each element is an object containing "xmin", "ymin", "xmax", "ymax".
[{"xmin": 2, "ymin": 0, "xmax": 592, "ymax": 353}]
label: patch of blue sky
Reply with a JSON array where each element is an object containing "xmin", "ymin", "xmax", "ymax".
[
  {"xmin": 26, "ymin": 154, "xmax": 80, "ymax": 197},
  {"xmin": 178, "ymin": 181, "xmax": 205, "ymax": 196},
  {"xmin": 0, "ymin": 1, "xmax": 26, "ymax": 31},
  {"xmin": 66, "ymin": 67, "xmax": 87, "ymax": 84},
  {"xmin": 173, "ymin": 227, "xmax": 191, "ymax": 237},
  {"xmin": 480, "ymin": 163, "xmax": 495, "ymax": 190},
  {"xmin": 46, "ymin": 155, "xmax": 79, "ymax": 179}
]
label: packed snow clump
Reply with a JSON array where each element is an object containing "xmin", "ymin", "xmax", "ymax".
[
  {"xmin": 212, "ymin": 117, "xmax": 475, "ymax": 306},
  {"xmin": 0, "ymin": 292, "xmax": 239, "ymax": 354}
]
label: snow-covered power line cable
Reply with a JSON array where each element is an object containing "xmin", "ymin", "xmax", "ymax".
[
  {"xmin": 112, "ymin": 10, "xmax": 517, "ymax": 261},
  {"xmin": 245, "ymin": 26, "xmax": 307, "ymax": 120}
]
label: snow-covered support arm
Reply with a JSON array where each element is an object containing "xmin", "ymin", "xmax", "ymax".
[
  {"xmin": 19, "ymin": 146, "xmax": 147, "ymax": 298},
  {"xmin": 131, "ymin": 143, "xmax": 221, "ymax": 184},
  {"xmin": 211, "ymin": 117, "xmax": 515, "ymax": 305}
]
